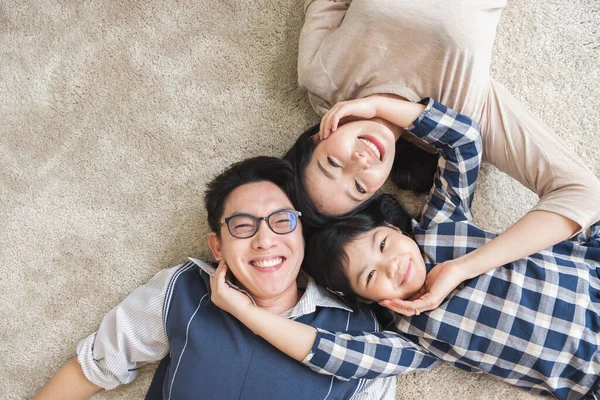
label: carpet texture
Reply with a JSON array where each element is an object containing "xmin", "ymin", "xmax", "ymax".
[{"xmin": 1, "ymin": 1, "xmax": 598, "ymax": 399}]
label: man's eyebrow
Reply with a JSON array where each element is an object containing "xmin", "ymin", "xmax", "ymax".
[
  {"xmin": 317, "ymin": 160, "xmax": 335, "ymax": 180},
  {"xmin": 228, "ymin": 206, "xmax": 293, "ymax": 217}
]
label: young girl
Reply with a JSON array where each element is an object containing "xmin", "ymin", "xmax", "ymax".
[{"xmin": 211, "ymin": 97, "xmax": 600, "ymax": 399}]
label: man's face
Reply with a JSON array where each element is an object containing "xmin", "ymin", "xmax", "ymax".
[{"xmin": 208, "ymin": 181, "xmax": 304, "ymax": 303}]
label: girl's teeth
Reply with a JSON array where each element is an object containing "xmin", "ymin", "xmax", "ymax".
[
  {"xmin": 359, "ymin": 138, "xmax": 381, "ymax": 160},
  {"xmin": 251, "ymin": 257, "xmax": 283, "ymax": 268}
]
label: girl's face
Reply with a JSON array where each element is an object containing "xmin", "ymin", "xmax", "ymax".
[
  {"xmin": 304, "ymin": 118, "xmax": 400, "ymax": 216},
  {"xmin": 343, "ymin": 225, "xmax": 427, "ymax": 302}
]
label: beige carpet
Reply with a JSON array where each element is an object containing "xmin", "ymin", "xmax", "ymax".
[{"xmin": 1, "ymin": 0, "xmax": 599, "ymax": 399}]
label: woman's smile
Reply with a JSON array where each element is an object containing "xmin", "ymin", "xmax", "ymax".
[{"xmin": 358, "ymin": 135, "xmax": 384, "ymax": 161}]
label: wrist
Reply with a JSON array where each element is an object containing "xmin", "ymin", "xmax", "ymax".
[
  {"xmin": 230, "ymin": 302, "xmax": 257, "ymax": 319},
  {"xmin": 368, "ymin": 95, "xmax": 389, "ymax": 118},
  {"xmin": 448, "ymin": 255, "xmax": 475, "ymax": 281}
]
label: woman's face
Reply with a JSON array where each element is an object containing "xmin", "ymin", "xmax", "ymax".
[
  {"xmin": 304, "ymin": 118, "xmax": 400, "ymax": 216},
  {"xmin": 343, "ymin": 225, "xmax": 427, "ymax": 302}
]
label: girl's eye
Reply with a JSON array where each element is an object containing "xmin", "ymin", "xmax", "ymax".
[
  {"xmin": 355, "ymin": 181, "xmax": 366, "ymax": 194},
  {"xmin": 380, "ymin": 237, "xmax": 386, "ymax": 252},
  {"xmin": 367, "ymin": 270, "xmax": 375, "ymax": 284},
  {"xmin": 327, "ymin": 157, "xmax": 340, "ymax": 168}
]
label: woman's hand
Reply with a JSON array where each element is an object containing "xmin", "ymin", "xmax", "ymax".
[
  {"xmin": 209, "ymin": 261, "xmax": 254, "ymax": 317},
  {"xmin": 317, "ymin": 94, "xmax": 425, "ymax": 141},
  {"xmin": 379, "ymin": 260, "xmax": 468, "ymax": 316},
  {"xmin": 318, "ymin": 97, "xmax": 381, "ymax": 140}
]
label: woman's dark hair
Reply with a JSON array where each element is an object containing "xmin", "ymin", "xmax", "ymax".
[
  {"xmin": 283, "ymin": 123, "xmax": 438, "ymax": 231},
  {"xmin": 282, "ymin": 123, "xmax": 328, "ymax": 230},
  {"xmin": 302, "ymin": 194, "xmax": 414, "ymax": 310},
  {"xmin": 391, "ymin": 137, "xmax": 439, "ymax": 194}
]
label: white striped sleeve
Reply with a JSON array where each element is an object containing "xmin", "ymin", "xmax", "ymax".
[
  {"xmin": 76, "ymin": 266, "xmax": 179, "ymax": 389},
  {"xmin": 353, "ymin": 376, "xmax": 396, "ymax": 400}
]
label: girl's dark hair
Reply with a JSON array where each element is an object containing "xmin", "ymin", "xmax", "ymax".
[
  {"xmin": 283, "ymin": 123, "xmax": 438, "ymax": 230},
  {"xmin": 302, "ymin": 194, "xmax": 414, "ymax": 310}
]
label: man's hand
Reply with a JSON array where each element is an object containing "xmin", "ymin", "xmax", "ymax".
[
  {"xmin": 379, "ymin": 260, "xmax": 468, "ymax": 316},
  {"xmin": 209, "ymin": 261, "xmax": 254, "ymax": 317}
]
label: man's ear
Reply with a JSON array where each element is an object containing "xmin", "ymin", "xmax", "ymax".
[{"xmin": 208, "ymin": 232, "xmax": 223, "ymax": 261}]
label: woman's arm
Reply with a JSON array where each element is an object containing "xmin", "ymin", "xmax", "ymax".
[
  {"xmin": 447, "ymin": 210, "xmax": 578, "ymax": 282},
  {"xmin": 382, "ymin": 210, "xmax": 580, "ymax": 316},
  {"xmin": 33, "ymin": 358, "xmax": 100, "ymax": 400},
  {"xmin": 298, "ymin": 0, "xmax": 352, "ymax": 115},
  {"xmin": 209, "ymin": 263, "xmax": 440, "ymax": 379}
]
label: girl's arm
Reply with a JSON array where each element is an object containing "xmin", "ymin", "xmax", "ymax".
[
  {"xmin": 33, "ymin": 358, "xmax": 100, "ymax": 400},
  {"xmin": 209, "ymin": 263, "xmax": 440, "ymax": 379}
]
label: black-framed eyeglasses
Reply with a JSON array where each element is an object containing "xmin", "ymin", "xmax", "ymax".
[{"xmin": 221, "ymin": 210, "xmax": 302, "ymax": 239}]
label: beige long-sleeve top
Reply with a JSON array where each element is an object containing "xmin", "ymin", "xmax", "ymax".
[{"xmin": 298, "ymin": 0, "xmax": 600, "ymax": 230}]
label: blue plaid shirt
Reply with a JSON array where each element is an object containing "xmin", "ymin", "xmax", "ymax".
[{"xmin": 302, "ymin": 99, "xmax": 600, "ymax": 400}]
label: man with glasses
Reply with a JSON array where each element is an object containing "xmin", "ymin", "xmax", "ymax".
[{"xmin": 33, "ymin": 156, "xmax": 397, "ymax": 399}]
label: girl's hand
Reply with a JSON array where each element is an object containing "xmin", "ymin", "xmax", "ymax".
[
  {"xmin": 379, "ymin": 260, "xmax": 468, "ymax": 316},
  {"xmin": 209, "ymin": 261, "xmax": 254, "ymax": 317},
  {"xmin": 318, "ymin": 97, "xmax": 381, "ymax": 140}
]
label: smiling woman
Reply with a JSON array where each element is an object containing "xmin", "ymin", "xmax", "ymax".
[
  {"xmin": 285, "ymin": 96, "xmax": 434, "ymax": 221},
  {"xmin": 304, "ymin": 117, "xmax": 400, "ymax": 215}
]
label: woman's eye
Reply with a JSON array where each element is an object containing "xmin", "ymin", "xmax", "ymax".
[
  {"xmin": 380, "ymin": 237, "xmax": 386, "ymax": 252},
  {"xmin": 367, "ymin": 270, "xmax": 375, "ymax": 284},
  {"xmin": 327, "ymin": 157, "xmax": 340, "ymax": 168},
  {"xmin": 355, "ymin": 181, "xmax": 366, "ymax": 194}
]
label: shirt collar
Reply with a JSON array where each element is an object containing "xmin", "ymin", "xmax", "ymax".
[
  {"xmin": 188, "ymin": 258, "xmax": 353, "ymax": 317},
  {"xmin": 283, "ymin": 270, "xmax": 353, "ymax": 319}
]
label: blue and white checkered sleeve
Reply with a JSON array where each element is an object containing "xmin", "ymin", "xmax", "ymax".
[
  {"xmin": 408, "ymin": 98, "xmax": 483, "ymax": 228},
  {"xmin": 301, "ymin": 329, "xmax": 441, "ymax": 380}
]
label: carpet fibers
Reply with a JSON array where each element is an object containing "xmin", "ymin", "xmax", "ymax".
[{"xmin": 1, "ymin": 1, "xmax": 598, "ymax": 399}]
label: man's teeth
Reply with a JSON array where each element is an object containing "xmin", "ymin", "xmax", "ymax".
[
  {"xmin": 359, "ymin": 138, "xmax": 381, "ymax": 160},
  {"xmin": 250, "ymin": 257, "xmax": 283, "ymax": 268}
]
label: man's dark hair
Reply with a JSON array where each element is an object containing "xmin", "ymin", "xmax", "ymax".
[
  {"xmin": 284, "ymin": 123, "xmax": 438, "ymax": 228},
  {"xmin": 204, "ymin": 156, "xmax": 298, "ymax": 237},
  {"xmin": 302, "ymin": 194, "xmax": 414, "ymax": 310}
]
